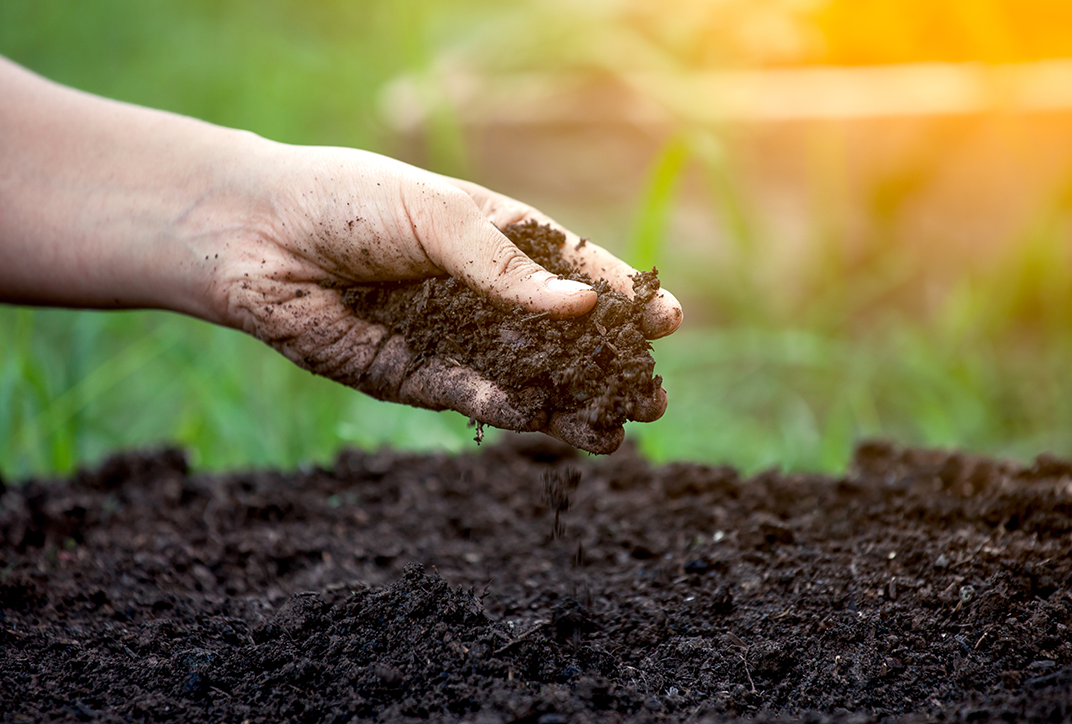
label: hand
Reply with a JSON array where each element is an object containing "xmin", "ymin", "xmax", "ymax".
[
  {"xmin": 212, "ymin": 145, "xmax": 683, "ymax": 452},
  {"xmin": 0, "ymin": 57, "xmax": 682, "ymax": 453}
]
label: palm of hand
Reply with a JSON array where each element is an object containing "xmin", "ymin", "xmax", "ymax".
[{"xmin": 216, "ymin": 148, "xmax": 679, "ymax": 452}]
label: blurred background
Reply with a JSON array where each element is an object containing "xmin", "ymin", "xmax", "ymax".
[{"xmin": 4, "ymin": 0, "xmax": 1072, "ymax": 477}]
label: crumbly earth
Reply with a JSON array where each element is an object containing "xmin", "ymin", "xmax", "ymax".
[
  {"xmin": 1, "ymin": 438, "xmax": 1071, "ymax": 723},
  {"xmin": 343, "ymin": 221, "xmax": 662, "ymax": 431}
]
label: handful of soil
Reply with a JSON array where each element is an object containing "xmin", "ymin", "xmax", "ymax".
[{"xmin": 343, "ymin": 221, "xmax": 662, "ymax": 444}]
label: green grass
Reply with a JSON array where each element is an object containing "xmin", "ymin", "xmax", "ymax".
[
  {"xmin": 0, "ymin": 308, "xmax": 480, "ymax": 478},
  {"xmin": 0, "ymin": 0, "xmax": 493, "ymax": 479},
  {"xmin": 624, "ymin": 123, "xmax": 1072, "ymax": 471},
  {"xmin": 4, "ymin": 1, "xmax": 1072, "ymax": 480},
  {"xmin": 635, "ymin": 322, "xmax": 1072, "ymax": 472}
]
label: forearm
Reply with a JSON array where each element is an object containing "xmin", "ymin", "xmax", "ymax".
[{"xmin": 0, "ymin": 57, "xmax": 272, "ymax": 322}]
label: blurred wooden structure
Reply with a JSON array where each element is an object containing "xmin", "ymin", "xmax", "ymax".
[{"xmin": 383, "ymin": 61, "xmax": 1072, "ymax": 318}]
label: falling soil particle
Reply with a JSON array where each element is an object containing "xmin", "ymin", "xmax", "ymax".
[
  {"xmin": 343, "ymin": 221, "xmax": 661, "ymax": 432},
  {"xmin": 542, "ymin": 467, "xmax": 582, "ymax": 539},
  {"xmin": 1, "ymin": 437, "xmax": 1071, "ymax": 722}
]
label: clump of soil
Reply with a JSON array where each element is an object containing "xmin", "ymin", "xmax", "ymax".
[
  {"xmin": 2, "ymin": 438, "xmax": 1071, "ymax": 722},
  {"xmin": 542, "ymin": 466, "xmax": 582, "ymax": 539},
  {"xmin": 343, "ymin": 221, "xmax": 662, "ymax": 431}
]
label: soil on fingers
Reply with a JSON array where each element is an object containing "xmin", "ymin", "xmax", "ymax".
[{"xmin": 343, "ymin": 221, "xmax": 662, "ymax": 436}]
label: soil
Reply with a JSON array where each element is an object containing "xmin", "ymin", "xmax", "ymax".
[
  {"xmin": 2, "ymin": 437, "xmax": 1071, "ymax": 723},
  {"xmin": 342, "ymin": 221, "xmax": 662, "ymax": 432}
]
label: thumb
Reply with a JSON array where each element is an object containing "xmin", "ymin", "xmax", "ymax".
[{"xmin": 416, "ymin": 186, "xmax": 597, "ymax": 317}]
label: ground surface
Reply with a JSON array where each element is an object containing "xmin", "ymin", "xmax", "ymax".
[{"xmin": 1, "ymin": 437, "xmax": 1070, "ymax": 723}]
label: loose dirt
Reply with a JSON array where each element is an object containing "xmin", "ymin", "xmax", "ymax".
[
  {"xmin": 343, "ymin": 221, "xmax": 662, "ymax": 432},
  {"xmin": 2, "ymin": 438, "xmax": 1071, "ymax": 722}
]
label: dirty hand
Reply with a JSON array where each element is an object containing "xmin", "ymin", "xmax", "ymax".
[
  {"xmin": 217, "ymin": 146, "xmax": 683, "ymax": 453},
  {"xmin": 0, "ymin": 57, "xmax": 682, "ymax": 453}
]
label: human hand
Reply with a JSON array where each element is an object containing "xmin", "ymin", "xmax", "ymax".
[
  {"xmin": 0, "ymin": 58, "xmax": 679, "ymax": 452},
  {"xmin": 214, "ymin": 145, "xmax": 681, "ymax": 453}
]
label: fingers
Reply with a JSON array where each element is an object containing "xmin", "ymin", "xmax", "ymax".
[
  {"xmin": 442, "ymin": 178, "xmax": 683, "ymax": 339},
  {"xmin": 358, "ymin": 328, "xmax": 659, "ymax": 451},
  {"xmin": 367, "ymin": 332, "xmax": 663, "ymax": 449},
  {"xmin": 317, "ymin": 321, "xmax": 544, "ymax": 433},
  {"xmin": 539, "ymin": 380, "xmax": 665, "ymax": 453},
  {"xmin": 226, "ymin": 268, "xmax": 656, "ymax": 453},
  {"xmin": 409, "ymin": 184, "xmax": 597, "ymax": 319},
  {"xmin": 358, "ymin": 334, "xmax": 654, "ymax": 448},
  {"xmin": 397, "ymin": 357, "xmax": 546, "ymax": 432},
  {"xmin": 544, "ymin": 412, "xmax": 626, "ymax": 455},
  {"xmin": 630, "ymin": 384, "xmax": 668, "ymax": 423},
  {"xmin": 359, "ymin": 334, "xmax": 410, "ymax": 400},
  {"xmin": 557, "ymin": 237, "xmax": 684, "ymax": 339}
]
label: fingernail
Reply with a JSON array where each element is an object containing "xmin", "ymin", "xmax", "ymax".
[
  {"xmin": 545, "ymin": 276, "xmax": 593, "ymax": 296},
  {"xmin": 641, "ymin": 288, "xmax": 684, "ymax": 339}
]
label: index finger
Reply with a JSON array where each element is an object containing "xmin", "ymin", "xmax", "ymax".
[
  {"xmin": 556, "ymin": 232, "xmax": 683, "ymax": 339},
  {"xmin": 444, "ymin": 178, "xmax": 683, "ymax": 339}
]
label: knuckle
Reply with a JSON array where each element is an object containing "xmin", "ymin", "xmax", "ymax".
[
  {"xmin": 430, "ymin": 182, "xmax": 473, "ymax": 212},
  {"xmin": 406, "ymin": 183, "xmax": 479, "ymax": 257},
  {"xmin": 483, "ymin": 198, "xmax": 530, "ymax": 226}
]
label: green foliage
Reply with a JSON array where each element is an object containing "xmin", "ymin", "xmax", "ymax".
[
  {"xmin": 628, "ymin": 134, "xmax": 691, "ymax": 273},
  {"xmin": 615, "ymin": 117, "xmax": 1072, "ymax": 473},
  {"xmin": 636, "ymin": 322, "xmax": 1072, "ymax": 474},
  {"xmin": 0, "ymin": 308, "xmax": 478, "ymax": 478},
  {"xmin": 0, "ymin": 0, "xmax": 491, "ymax": 153}
]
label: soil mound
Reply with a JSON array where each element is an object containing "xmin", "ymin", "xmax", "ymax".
[
  {"xmin": 1, "ymin": 439, "xmax": 1071, "ymax": 722},
  {"xmin": 343, "ymin": 221, "xmax": 662, "ymax": 431}
]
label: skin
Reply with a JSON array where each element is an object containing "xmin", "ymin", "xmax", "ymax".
[{"xmin": 0, "ymin": 57, "xmax": 683, "ymax": 453}]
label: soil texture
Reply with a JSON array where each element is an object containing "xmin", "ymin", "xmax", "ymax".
[
  {"xmin": 343, "ymin": 221, "xmax": 662, "ymax": 432},
  {"xmin": 1, "ymin": 438, "xmax": 1071, "ymax": 723}
]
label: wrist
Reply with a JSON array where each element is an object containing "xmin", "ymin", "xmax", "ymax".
[
  {"xmin": 0, "ymin": 59, "xmax": 284, "ymax": 322},
  {"xmin": 159, "ymin": 128, "xmax": 284, "ymax": 327}
]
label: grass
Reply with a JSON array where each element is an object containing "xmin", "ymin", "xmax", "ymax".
[
  {"xmin": 636, "ymin": 321, "xmax": 1072, "ymax": 473},
  {"xmin": 619, "ymin": 119, "xmax": 1072, "ymax": 471},
  {"xmin": 0, "ymin": 308, "xmax": 480, "ymax": 478},
  {"xmin": 3, "ymin": 1, "xmax": 1072, "ymax": 480}
]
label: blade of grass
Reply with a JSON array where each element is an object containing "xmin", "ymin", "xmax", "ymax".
[
  {"xmin": 15, "ymin": 325, "xmax": 179, "ymax": 470},
  {"xmin": 628, "ymin": 133, "xmax": 691, "ymax": 272}
]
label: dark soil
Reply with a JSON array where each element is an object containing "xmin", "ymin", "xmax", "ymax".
[
  {"xmin": 2, "ymin": 438, "xmax": 1071, "ymax": 723},
  {"xmin": 343, "ymin": 221, "xmax": 662, "ymax": 431}
]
